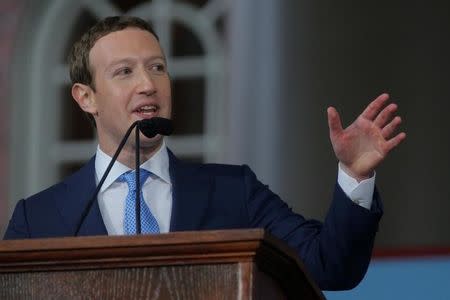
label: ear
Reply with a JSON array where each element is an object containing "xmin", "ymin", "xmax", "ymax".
[{"xmin": 71, "ymin": 83, "xmax": 97, "ymax": 114}]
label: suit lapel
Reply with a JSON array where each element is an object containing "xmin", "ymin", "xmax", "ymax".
[
  {"xmin": 57, "ymin": 150, "xmax": 213, "ymax": 235},
  {"xmin": 57, "ymin": 157, "xmax": 108, "ymax": 236},
  {"xmin": 168, "ymin": 151, "xmax": 213, "ymax": 232}
]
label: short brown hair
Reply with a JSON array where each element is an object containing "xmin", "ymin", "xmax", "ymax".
[{"xmin": 68, "ymin": 16, "xmax": 159, "ymax": 89}]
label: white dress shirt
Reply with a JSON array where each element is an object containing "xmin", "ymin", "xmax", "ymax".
[
  {"xmin": 96, "ymin": 142, "xmax": 172, "ymax": 235},
  {"xmin": 337, "ymin": 162, "xmax": 375, "ymax": 210},
  {"xmin": 96, "ymin": 142, "xmax": 375, "ymax": 235}
]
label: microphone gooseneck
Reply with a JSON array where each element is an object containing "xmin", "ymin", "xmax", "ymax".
[
  {"xmin": 74, "ymin": 117, "xmax": 173, "ymax": 236},
  {"xmin": 135, "ymin": 121, "xmax": 142, "ymax": 234}
]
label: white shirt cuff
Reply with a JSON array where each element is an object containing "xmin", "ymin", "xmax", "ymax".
[{"xmin": 337, "ymin": 163, "xmax": 375, "ymax": 210}]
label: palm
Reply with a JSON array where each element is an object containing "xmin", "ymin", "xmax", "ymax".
[{"xmin": 328, "ymin": 94, "xmax": 406, "ymax": 180}]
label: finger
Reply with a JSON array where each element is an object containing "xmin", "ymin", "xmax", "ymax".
[
  {"xmin": 327, "ymin": 106, "xmax": 343, "ymax": 136},
  {"xmin": 374, "ymin": 103, "xmax": 398, "ymax": 128},
  {"xmin": 385, "ymin": 132, "xmax": 406, "ymax": 151},
  {"xmin": 360, "ymin": 93, "xmax": 390, "ymax": 120},
  {"xmin": 381, "ymin": 116, "xmax": 402, "ymax": 139}
]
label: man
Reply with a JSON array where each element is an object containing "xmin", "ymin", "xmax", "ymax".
[{"xmin": 4, "ymin": 16, "xmax": 405, "ymax": 290}]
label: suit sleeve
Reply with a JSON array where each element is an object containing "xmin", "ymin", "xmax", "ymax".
[
  {"xmin": 3, "ymin": 199, "xmax": 31, "ymax": 240},
  {"xmin": 242, "ymin": 165, "xmax": 383, "ymax": 290}
]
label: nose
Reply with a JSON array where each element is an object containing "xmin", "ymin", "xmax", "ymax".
[{"xmin": 136, "ymin": 69, "xmax": 156, "ymax": 96}]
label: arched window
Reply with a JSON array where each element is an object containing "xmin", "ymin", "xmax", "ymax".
[{"xmin": 11, "ymin": 0, "xmax": 228, "ymax": 200}]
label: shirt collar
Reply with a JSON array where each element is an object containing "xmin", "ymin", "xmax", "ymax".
[{"xmin": 95, "ymin": 141, "xmax": 171, "ymax": 192}]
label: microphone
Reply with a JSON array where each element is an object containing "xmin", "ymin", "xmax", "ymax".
[
  {"xmin": 74, "ymin": 117, "xmax": 173, "ymax": 236},
  {"xmin": 139, "ymin": 117, "xmax": 173, "ymax": 138}
]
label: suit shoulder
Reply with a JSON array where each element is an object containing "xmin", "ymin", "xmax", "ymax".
[
  {"xmin": 169, "ymin": 149, "xmax": 255, "ymax": 178},
  {"xmin": 186, "ymin": 162, "xmax": 254, "ymax": 177},
  {"xmin": 24, "ymin": 181, "xmax": 66, "ymax": 204},
  {"xmin": 23, "ymin": 157, "xmax": 94, "ymax": 205}
]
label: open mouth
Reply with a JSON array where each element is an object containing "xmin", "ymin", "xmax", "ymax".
[{"xmin": 134, "ymin": 105, "xmax": 158, "ymax": 117}]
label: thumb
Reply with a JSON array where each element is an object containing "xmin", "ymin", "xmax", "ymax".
[{"xmin": 327, "ymin": 106, "xmax": 343, "ymax": 137}]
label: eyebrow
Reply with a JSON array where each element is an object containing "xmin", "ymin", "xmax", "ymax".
[{"xmin": 106, "ymin": 56, "xmax": 167, "ymax": 72}]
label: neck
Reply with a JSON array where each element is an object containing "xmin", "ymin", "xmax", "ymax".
[{"xmin": 100, "ymin": 139, "xmax": 163, "ymax": 169}]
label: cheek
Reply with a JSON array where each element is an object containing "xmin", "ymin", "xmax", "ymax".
[
  {"xmin": 160, "ymin": 81, "xmax": 172, "ymax": 101},
  {"xmin": 157, "ymin": 75, "xmax": 171, "ymax": 92},
  {"xmin": 103, "ymin": 85, "xmax": 132, "ymax": 103},
  {"xmin": 96, "ymin": 94, "xmax": 130, "ymax": 119}
]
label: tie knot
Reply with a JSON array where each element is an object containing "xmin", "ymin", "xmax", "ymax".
[{"xmin": 118, "ymin": 169, "xmax": 151, "ymax": 191}]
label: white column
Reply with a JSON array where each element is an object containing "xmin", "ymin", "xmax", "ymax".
[{"xmin": 226, "ymin": 0, "xmax": 283, "ymax": 190}]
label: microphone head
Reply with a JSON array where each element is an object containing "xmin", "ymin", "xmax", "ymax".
[{"xmin": 138, "ymin": 117, "xmax": 173, "ymax": 138}]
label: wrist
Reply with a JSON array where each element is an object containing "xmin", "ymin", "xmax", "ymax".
[{"xmin": 339, "ymin": 163, "xmax": 374, "ymax": 183}]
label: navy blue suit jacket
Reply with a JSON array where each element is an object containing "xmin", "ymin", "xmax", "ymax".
[{"xmin": 4, "ymin": 151, "xmax": 383, "ymax": 290}]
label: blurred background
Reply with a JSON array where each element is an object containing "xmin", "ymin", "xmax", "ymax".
[{"xmin": 1, "ymin": 0, "xmax": 449, "ymax": 298}]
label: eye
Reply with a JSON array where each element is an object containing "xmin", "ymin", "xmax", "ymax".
[
  {"xmin": 115, "ymin": 67, "xmax": 132, "ymax": 76},
  {"xmin": 151, "ymin": 63, "xmax": 166, "ymax": 74}
]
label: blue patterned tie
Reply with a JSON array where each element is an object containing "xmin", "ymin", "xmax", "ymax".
[{"xmin": 118, "ymin": 169, "xmax": 160, "ymax": 234}]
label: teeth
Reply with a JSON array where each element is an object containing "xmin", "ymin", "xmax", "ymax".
[{"xmin": 137, "ymin": 105, "xmax": 157, "ymax": 113}]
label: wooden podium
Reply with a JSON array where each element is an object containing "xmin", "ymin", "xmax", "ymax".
[{"xmin": 0, "ymin": 229, "xmax": 324, "ymax": 299}]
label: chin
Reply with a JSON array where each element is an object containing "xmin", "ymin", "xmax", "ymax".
[{"xmin": 139, "ymin": 133, "xmax": 164, "ymax": 149}]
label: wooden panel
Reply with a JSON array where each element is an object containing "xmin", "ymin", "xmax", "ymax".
[
  {"xmin": 0, "ymin": 264, "xmax": 239, "ymax": 300},
  {"xmin": 238, "ymin": 262, "xmax": 253, "ymax": 300}
]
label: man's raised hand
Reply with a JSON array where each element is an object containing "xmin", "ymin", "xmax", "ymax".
[{"xmin": 327, "ymin": 93, "xmax": 406, "ymax": 181}]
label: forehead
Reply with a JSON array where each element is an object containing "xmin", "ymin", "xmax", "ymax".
[{"xmin": 89, "ymin": 28, "xmax": 164, "ymax": 68}]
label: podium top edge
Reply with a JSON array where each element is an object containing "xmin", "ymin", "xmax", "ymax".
[{"xmin": 1, "ymin": 228, "xmax": 270, "ymax": 252}]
